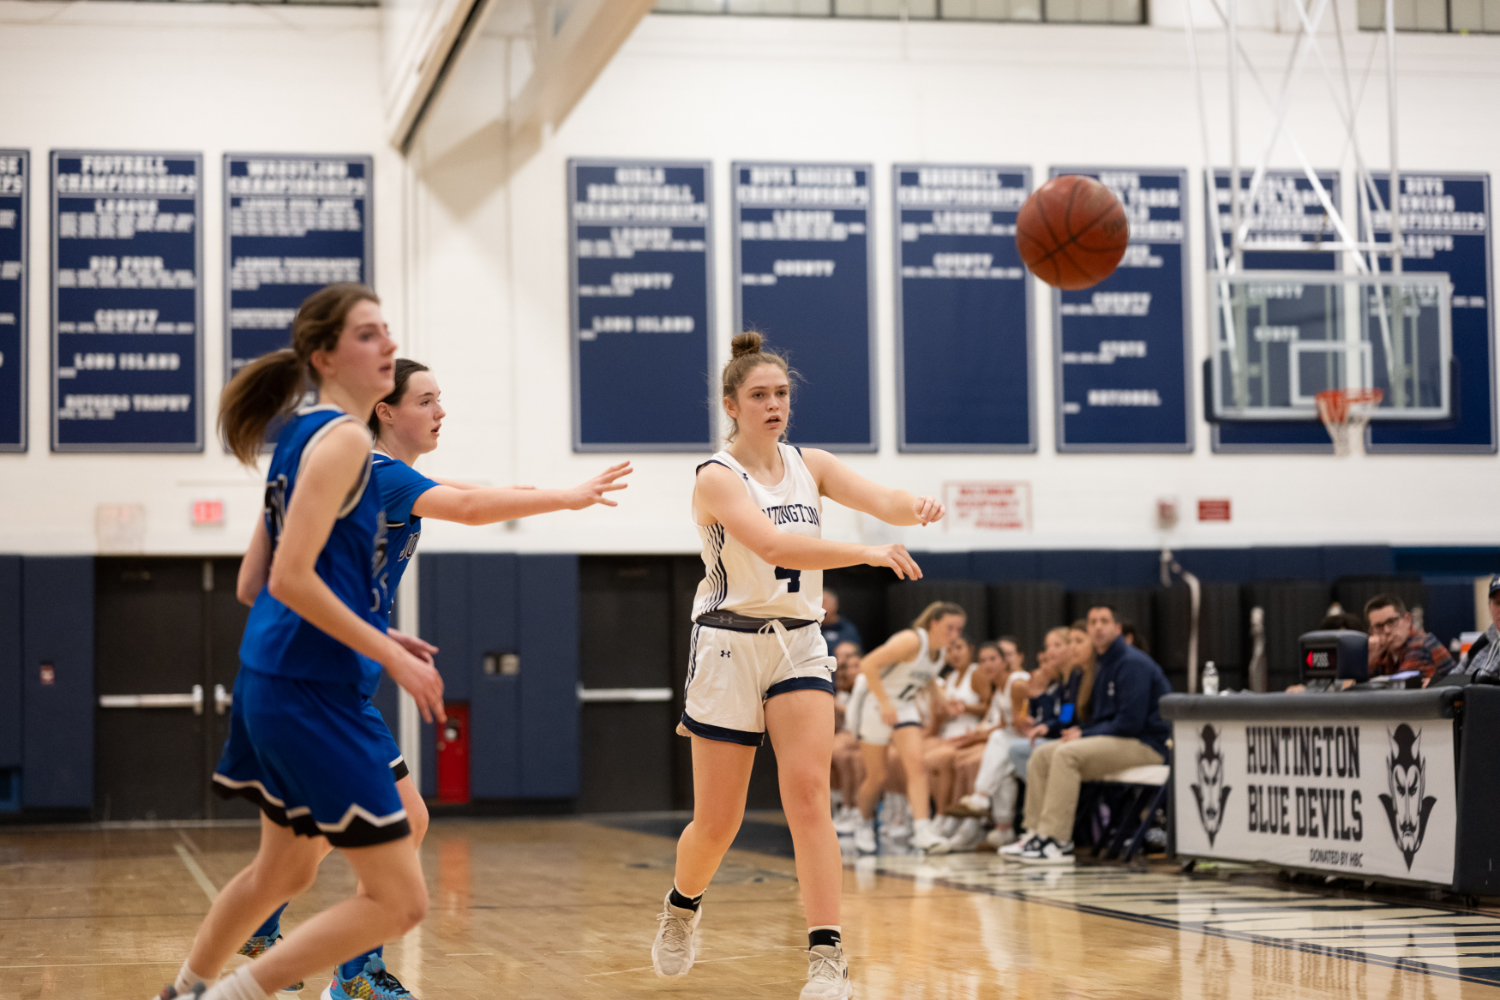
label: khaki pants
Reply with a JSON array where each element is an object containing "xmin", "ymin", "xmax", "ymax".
[{"xmin": 1022, "ymin": 736, "xmax": 1164, "ymax": 843}]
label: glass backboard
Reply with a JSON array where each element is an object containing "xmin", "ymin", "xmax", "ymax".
[{"xmin": 1208, "ymin": 271, "xmax": 1452, "ymax": 421}]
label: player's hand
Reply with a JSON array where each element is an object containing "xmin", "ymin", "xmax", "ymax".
[
  {"xmin": 1061, "ymin": 726, "xmax": 1082, "ymax": 742},
  {"xmin": 864, "ymin": 543, "xmax": 922, "ymax": 580},
  {"xmin": 565, "ymin": 462, "xmax": 633, "ymax": 509},
  {"xmin": 879, "ymin": 702, "xmax": 898, "ymax": 727},
  {"xmin": 387, "ymin": 627, "xmax": 437, "ymax": 665},
  {"xmin": 912, "ymin": 496, "xmax": 945, "ymax": 526},
  {"xmin": 383, "ymin": 640, "xmax": 446, "ymax": 725}
]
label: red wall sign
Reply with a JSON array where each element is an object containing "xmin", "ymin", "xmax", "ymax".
[{"xmin": 1198, "ymin": 498, "xmax": 1232, "ymax": 522}]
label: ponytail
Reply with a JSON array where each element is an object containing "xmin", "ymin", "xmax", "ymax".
[
  {"xmin": 219, "ymin": 350, "xmax": 305, "ymax": 464},
  {"xmin": 218, "ymin": 282, "xmax": 380, "ymax": 465}
]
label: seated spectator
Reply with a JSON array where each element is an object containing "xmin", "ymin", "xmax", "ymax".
[
  {"xmin": 1121, "ymin": 622, "xmax": 1147, "ymax": 654},
  {"xmin": 1007, "ymin": 621, "xmax": 1095, "ymax": 785},
  {"xmin": 1005, "ymin": 605, "xmax": 1170, "ymax": 866},
  {"xmin": 830, "ymin": 641, "xmax": 865, "ymax": 834},
  {"xmin": 821, "ymin": 588, "xmax": 862, "ymax": 652},
  {"xmin": 927, "ymin": 636, "xmax": 989, "ymax": 831},
  {"xmin": 935, "ymin": 637, "xmax": 1033, "ymax": 853},
  {"xmin": 848, "ymin": 602, "xmax": 968, "ymax": 853},
  {"xmin": 1366, "ymin": 593, "xmax": 1453, "ymax": 684},
  {"xmin": 832, "ymin": 640, "xmax": 861, "ymax": 731},
  {"xmin": 1452, "ymin": 575, "xmax": 1500, "ymax": 682}
]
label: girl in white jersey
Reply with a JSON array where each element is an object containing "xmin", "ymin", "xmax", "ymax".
[
  {"xmin": 846, "ymin": 601, "xmax": 967, "ymax": 854},
  {"xmin": 652, "ymin": 332, "xmax": 945, "ymax": 1000}
]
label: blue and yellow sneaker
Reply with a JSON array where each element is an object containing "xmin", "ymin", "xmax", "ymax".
[
  {"xmin": 320, "ymin": 955, "xmax": 415, "ymax": 1000},
  {"xmin": 239, "ymin": 930, "xmax": 304, "ymax": 992}
]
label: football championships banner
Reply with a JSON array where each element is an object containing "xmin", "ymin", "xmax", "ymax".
[{"xmin": 1173, "ymin": 717, "xmax": 1457, "ymax": 886}]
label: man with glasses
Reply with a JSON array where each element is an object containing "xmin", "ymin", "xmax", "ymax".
[{"xmin": 1365, "ymin": 593, "xmax": 1454, "ymax": 684}]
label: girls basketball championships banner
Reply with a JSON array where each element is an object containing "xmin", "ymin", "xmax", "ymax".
[{"xmin": 1172, "ymin": 717, "xmax": 1457, "ymax": 886}]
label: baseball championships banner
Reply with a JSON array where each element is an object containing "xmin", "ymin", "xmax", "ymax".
[{"xmin": 1173, "ymin": 718, "xmax": 1457, "ymax": 886}]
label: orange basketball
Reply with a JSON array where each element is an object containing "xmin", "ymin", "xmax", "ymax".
[{"xmin": 1015, "ymin": 175, "xmax": 1129, "ymax": 290}]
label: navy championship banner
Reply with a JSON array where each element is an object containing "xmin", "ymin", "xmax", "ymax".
[
  {"xmin": 568, "ymin": 159, "xmax": 714, "ymax": 451},
  {"xmin": 0, "ymin": 151, "xmax": 25, "ymax": 451},
  {"xmin": 51, "ymin": 151, "xmax": 202, "ymax": 452},
  {"xmin": 225, "ymin": 154, "xmax": 374, "ymax": 379},
  {"xmin": 894, "ymin": 165, "xmax": 1034, "ymax": 453},
  {"xmin": 1052, "ymin": 167, "xmax": 1191, "ymax": 452},
  {"xmin": 1367, "ymin": 172, "xmax": 1494, "ymax": 454},
  {"xmin": 1211, "ymin": 168, "xmax": 1342, "ymax": 453},
  {"xmin": 733, "ymin": 162, "xmax": 876, "ymax": 452}
]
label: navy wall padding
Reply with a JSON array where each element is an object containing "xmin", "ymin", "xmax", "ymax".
[
  {"xmin": 970, "ymin": 550, "xmax": 1041, "ymax": 582},
  {"xmin": 418, "ymin": 552, "xmax": 466, "ymax": 797},
  {"xmin": 908, "ymin": 552, "xmax": 973, "ymax": 581},
  {"xmin": 22, "ymin": 557, "xmax": 93, "ymax": 808},
  {"xmin": 468, "ymin": 554, "xmax": 521, "ymax": 799},
  {"xmin": 416, "ymin": 552, "xmax": 579, "ymax": 801},
  {"xmin": 518, "ymin": 555, "xmax": 579, "ymax": 798},
  {"xmin": 1394, "ymin": 547, "xmax": 1500, "ymax": 576},
  {"xmin": 1423, "ymin": 579, "xmax": 1476, "ymax": 647},
  {"xmin": 0, "ymin": 557, "xmax": 20, "ymax": 768}
]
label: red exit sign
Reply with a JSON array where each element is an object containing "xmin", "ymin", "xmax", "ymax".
[
  {"xmin": 1198, "ymin": 499, "xmax": 1232, "ymax": 522},
  {"xmin": 193, "ymin": 500, "xmax": 223, "ymax": 524}
]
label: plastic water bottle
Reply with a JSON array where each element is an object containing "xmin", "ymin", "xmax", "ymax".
[{"xmin": 1202, "ymin": 660, "xmax": 1220, "ymax": 696}]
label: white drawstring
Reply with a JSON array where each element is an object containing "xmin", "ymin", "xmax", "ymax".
[{"xmin": 758, "ymin": 618, "xmax": 796, "ymax": 676}]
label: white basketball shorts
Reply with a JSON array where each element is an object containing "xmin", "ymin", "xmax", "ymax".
[
  {"xmin": 845, "ymin": 681, "xmax": 923, "ymax": 747},
  {"xmin": 677, "ymin": 619, "xmax": 836, "ymax": 746}
]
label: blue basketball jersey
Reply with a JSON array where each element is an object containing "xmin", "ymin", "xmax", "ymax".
[
  {"xmin": 240, "ymin": 405, "xmax": 387, "ymax": 694},
  {"xmin": 371, "ymin": 451, "xmax": 438, "ymax": 624}
]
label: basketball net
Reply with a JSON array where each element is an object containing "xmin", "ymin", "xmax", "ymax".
[{"xmin": 1315, "ymin": 388, "xmax": 1384, "ymax": 457}]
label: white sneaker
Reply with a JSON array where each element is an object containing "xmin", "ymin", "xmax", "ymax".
[
  {"xmin": 910, "ymin": 818, "xmax": 945, "ymax": 853},
  {"xmin": 943, "ymin": 817, "xmax": 986, "ymax": 853},
  {"xmin": 651, "ymin": 892, "xmax": 701, "ymax": 977},
  {"xmin": 854, "ymin": 819, "xmax": 877, "ymax": 855},
  {"xmin": 832, "ymin": 806, "xmax": 862, "ymax": 835},
  {"xmin": 1018, "ymin": 836, "xmax": 1076, "ymax": 866},
  {"xmin": 951, "ymin": 792, "xmax": 992, "ymax": 818},
  {"xmin": 800, "ymin": 944, "xmax": 852, "ymax": 1000},
  {"xmin": 985, "ymin": 825, "xmax": 1014, "ymax": 850},
  {"xmin": 935, "ymin": 814, "xmax": 961, "ymax": 838},
  {"xmin": 998, "ymin": 832, "xmax": 1039, "ymax": 858}
]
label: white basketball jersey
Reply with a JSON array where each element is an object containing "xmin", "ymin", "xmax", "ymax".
[
  {"xmin": 880, "ymin": 629, "xmax": 946, "ymax": 704},
  {"xmin": 692, "ymin": 443, "xmax": 824, "ymax": 622}
]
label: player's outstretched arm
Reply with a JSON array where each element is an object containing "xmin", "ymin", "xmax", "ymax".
[
  {"xmin": 411, "ymin": 461, "xmax": 631, "ymax": 526},
  {"xmin": 698, "ymin": 463, "xmax": 923, "ymax": 579},
  {"xmin": 268, "ymin": 420, "xmax": 445, "ymax": 724},
  {"xmin": 858, "ymin": 629, "xmax": 922, "ymax": 722},
  {"xmin": 800, "ymin": 448, "xmax": 944, "ymax": 527}
]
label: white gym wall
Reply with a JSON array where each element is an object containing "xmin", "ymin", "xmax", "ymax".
[{"xmin": 1, "ymin": 2, "xmax": 1498, "ymax": 556}]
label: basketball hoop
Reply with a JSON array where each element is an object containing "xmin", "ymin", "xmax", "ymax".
[{"xmin": 1315, "ymin": 388, "xmax": 1384, "ymax": 457}]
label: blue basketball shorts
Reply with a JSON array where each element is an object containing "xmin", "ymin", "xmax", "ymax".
[{"xmin": 212, "ymin": 668, "xmax": 411, "ymax": 847}]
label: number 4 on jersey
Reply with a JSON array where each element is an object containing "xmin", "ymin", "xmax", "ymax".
[{"xmin": 775, "ymin": 566, "xmax": 802, "ymax": 593}]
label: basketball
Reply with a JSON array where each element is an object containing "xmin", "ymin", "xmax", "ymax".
[{"xmin": 1015, "ymin": 174, "xmax": 1130, "ymax": 290}]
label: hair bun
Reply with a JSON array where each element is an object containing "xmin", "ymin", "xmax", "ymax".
[{"xmin": 730, "ymin": 331, "xmax": 764, "ymax": 358}]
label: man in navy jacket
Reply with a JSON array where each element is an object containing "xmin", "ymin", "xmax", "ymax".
[{"xmin": 1006, "ymin": 605, "xmax": 1171, "ymax": 865}]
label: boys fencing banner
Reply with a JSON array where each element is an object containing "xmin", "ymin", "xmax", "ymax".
[
  {"xmin": 1173, "ymin": 718, "xmax": 1457, "ymax": 886},
  {"xmin": 51, "ymin": 151, "xmax": 202, "ymax": 452},
  {"xmin": 0, "ymin": 151, "xmax": 25, "ymax": 451}
]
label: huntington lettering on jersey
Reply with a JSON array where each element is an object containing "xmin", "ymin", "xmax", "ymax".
[{"xmin": 762, "ymin": 503, "xmax": 821, "ymax": 526}]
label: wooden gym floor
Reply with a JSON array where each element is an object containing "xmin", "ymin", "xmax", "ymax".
[{"xmin": 4, "ymin": 815, "xmax": 1500, "ymax": 1000}]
